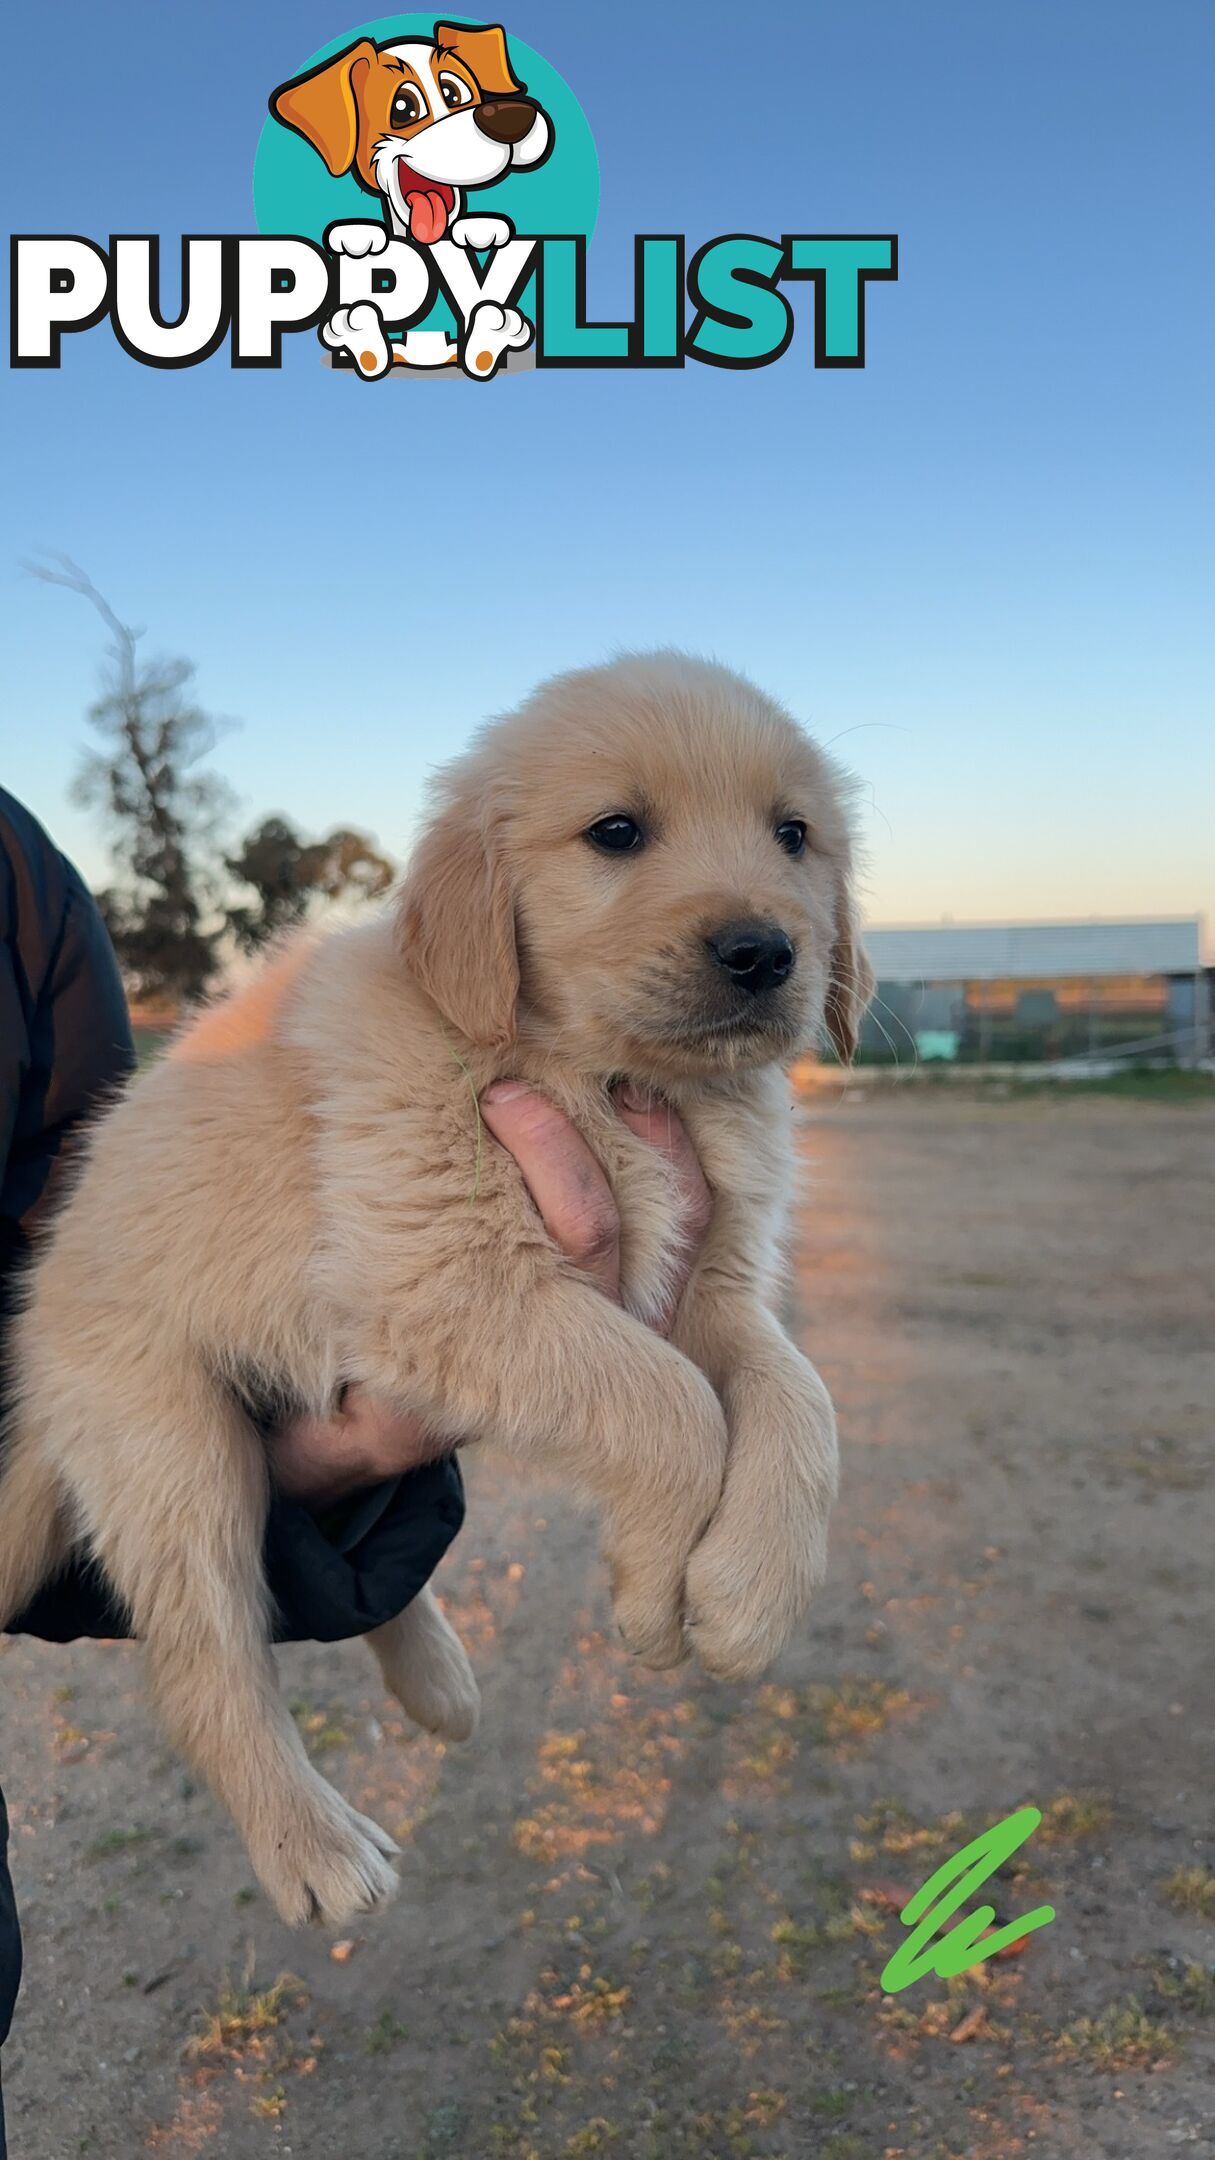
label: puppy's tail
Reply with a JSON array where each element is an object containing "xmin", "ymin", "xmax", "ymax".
[{"xmin": 0, "ymin": 1427, "xmax": 70, "ymax": 1628}]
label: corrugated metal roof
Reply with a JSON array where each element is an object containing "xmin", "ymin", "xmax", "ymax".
[{"xmin": 862, "ymin": 918, "xmax": 1203, "ymax": 984}]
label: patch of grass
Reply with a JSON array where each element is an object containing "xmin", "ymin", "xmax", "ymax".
[
  {"xmin": 823, "ymin": 1902, "xmax": 886, "ymax": 1945},
  {"xmin": 726, "ymin": 2090, "xmax": 786, "ymax": 2133},
  {"xmin": 808, "ymin": 2088, "xmax": 853, "ymax": 2120},
  {"xmin": 187, "ymin": 1965, "xmax": 306, "ymax": 2061},
  {"xmin": 1155, "ymin": 1959, "xmax": 1215, "ymax": 2018},
  {"xmin": 366, "ymin": 2009, "xmax": 409, "ymax": 2054},
  {"xmin": 552, "ymin": 1972, "xmax": 631, "ymax": 2027},
  {"xmin": 1163, "ymin": 1865, "xmax": 1215, "ymax": 1919},
  {"xmin": 851, "ymin": 1798, "xmax": 969, "ymax": 1866},
  {"xmin": 1115, "ymin": 1435, "xmax": 1206, "ymax": 1492},
  {"xmin": 812, "ymin": 1679, "xmax": 914, "ymax": 1749},
  {"xmin": 770, "ymin": 1915, "xmax": 823, "ymax": 1973},
  {"xmin": 561, "ymin": 2125, "xmax": 621, "ymax": 2157},
  {"xmin": 1056, "ymin": 1995, "xmax": 1178, "ymax": 2069},
  {"xmin": 1038, "ymin": 1793, "xmax": 1111, "ymax": 1841},
  {"xmin": 513, "ymin": 1709, "xmax": 685, "ymax": 1859},
  {"xmin": 733, "ymin": 1727, "xmax": 799, "ymax": 1782},
  {"xmin": 84, "ymin": 1824, "xmax": 154, "ymax": 1862},
  {"xmin": 815, "ymin": 1973, "xmax": 875, "ymax": 2010},
  {"xmin": 821, "ymin": 2135, "xmax": 867, "ymax": 2160},
  {"xmin": 976, "ymin": 1069, "xmax": 1215, "ymax": 1103},
  {"xmin": 420, "ymin": 2104, "xmax": 469, "ymax": 2154},
  {"xmin": 1048, "ymin": 1070, "xmax": 1215, "ymax": 1102},
  {"xmin": 289, "ymin": 1696, "xmax": 351, "ymax": 1756}
]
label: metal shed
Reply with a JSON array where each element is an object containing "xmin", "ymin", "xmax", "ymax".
[{"xmin": 858, "ymin": 917, "xmax": 1208, "ymax": 1065}]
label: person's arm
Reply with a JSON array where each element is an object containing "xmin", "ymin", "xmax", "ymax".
[{"xmin": 0, "ymin": 943, "xmax": 31, "ymax": 1298}]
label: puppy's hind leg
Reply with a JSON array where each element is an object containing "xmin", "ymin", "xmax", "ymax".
[
  {"xmin": 76, "ymin": 1371, "xmax": 400, "ymax": 1928},
  {"xmin": 367, "ymin": 1586, "xmax": 480, "ymax": 1743}
]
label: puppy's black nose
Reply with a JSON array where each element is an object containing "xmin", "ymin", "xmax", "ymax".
[
  {"xmin": 474, "ymin": 98, "xmax": 537, "ymax": 145},
  {"xmin": 707, "ymin": 922, "xmax": 796, "ymax": 996}
]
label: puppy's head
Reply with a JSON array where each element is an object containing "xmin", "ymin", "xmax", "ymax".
[
  {"xmin": 399, "ymin": 655, "xmax": 873, "ymax": 1081},
  {"xmin": 270, "ymin": 23, "xmax": 552, "ymax": 243}
]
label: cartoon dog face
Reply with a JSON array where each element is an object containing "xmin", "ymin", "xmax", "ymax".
[{"xmin": 271, "ymin": 22, "xmax": 552, "ymax": 243}]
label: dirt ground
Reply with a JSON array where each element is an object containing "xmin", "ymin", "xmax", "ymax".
[{"xmin": 2, "ymin": 1088, "xmax": 1213, "ymax": 2160}]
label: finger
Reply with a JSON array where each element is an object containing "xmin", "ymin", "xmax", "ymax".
[
  {"xmin": 480, "ymin": 1082, "xmax": 622, "ymax": 1302},
  {"xmin": 614, "ymin": 1085, "xmax": 714, "ymax": 1243},
  {"xmin": 614, "ymin": 1085, "xmax": 714, "ymax": 1332},
  {"xmin": 339, "ymin": 1384, "xmax": 448, "ymax": 1471}
]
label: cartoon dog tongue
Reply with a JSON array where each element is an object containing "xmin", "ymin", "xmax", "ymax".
[{"xmin": 408, "ymin": 188, "xmax": 449, "ymax": 244}]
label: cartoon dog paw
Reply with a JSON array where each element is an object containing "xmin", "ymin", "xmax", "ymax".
[
  {"xmin": 324, "ymin": 221, "xmax": 389, "ymax": 259},
  {"xmin": 322, "ymin": 302, "xmax": 392, "ymax": 380},
  {"xmin": 462, "ymin": 300, "xmax": 532, "ymax": 379},
  {"xmin": 449, "ymin": 214, "xmax": 515, "ymax": 252}
]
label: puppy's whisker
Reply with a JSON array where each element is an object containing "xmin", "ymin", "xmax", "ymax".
[{"xmin": 843, "ymin": 986, "xmax": 916, "ymax": 1070}]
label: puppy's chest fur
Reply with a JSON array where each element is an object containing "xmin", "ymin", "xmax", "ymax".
[
  {"xmin": 531, "ymin": 1074, "xmax": 792, "ymax": 1330},
  {"xmin": 581, "ymin": 1098, "xmax": 692, "ymax": 1328}
]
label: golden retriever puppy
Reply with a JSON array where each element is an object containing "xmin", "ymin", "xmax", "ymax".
[{"xmin": 0, "ymin": 653, "xmax": 871, "ymax": 1927}]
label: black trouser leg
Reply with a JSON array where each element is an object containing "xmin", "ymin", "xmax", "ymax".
[{"xmin": 0, "ymin": 1788, "xmax": 21, "ymax": 2160}]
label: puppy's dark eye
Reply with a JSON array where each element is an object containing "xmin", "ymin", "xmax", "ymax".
[
  {"xmin": 775, "ymin": 819, "xmax": 807, "ymax": 857},
  {"xmin": 438, "ymin": 72, "xmax": 473, "ymax": 111},
  {"xmin": 586, "ymin": 815, "xmax": 644, "ymax": 855},
  {"xmin": 391, "ymin": 85, "xmax": 426, "ymax": 127}
]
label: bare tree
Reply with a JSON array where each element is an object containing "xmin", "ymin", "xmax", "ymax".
[{"xmin": 29, "ymin": 557, "xmax": 233, "ymax": 1004}]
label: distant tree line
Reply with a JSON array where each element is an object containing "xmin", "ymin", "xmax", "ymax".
[{"xmin": 33, "ymin": 560, "xmax": 394, "ymax": 1006}]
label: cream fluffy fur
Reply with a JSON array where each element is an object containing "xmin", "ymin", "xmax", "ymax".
[{"xmin": 0, "ymin": 653, "xmax": 871, "ymax": 1927}]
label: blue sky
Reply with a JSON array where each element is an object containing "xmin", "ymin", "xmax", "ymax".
[{"xmin": 2, "ymin": 0, "xmax": 1211, "ymax": 937}]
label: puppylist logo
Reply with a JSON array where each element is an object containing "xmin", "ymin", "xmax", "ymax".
[{"xmin": 10, "ymin": 14, "xmax": 898, "ymax": 380}]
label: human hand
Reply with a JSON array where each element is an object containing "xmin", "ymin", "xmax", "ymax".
[
  {"xmin": 479, "ymin": 1081, "xmax": 711, "ymax": 1334},
  {"xmin": 268, "ymin": 1085, "xmax": 712, "ymax": 1505}
]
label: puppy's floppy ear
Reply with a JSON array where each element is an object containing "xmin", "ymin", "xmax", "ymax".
[
  {"xmin": 823, "ymin": 876, "xmax": 874, "ymax": 1064},
  {"xmin": 397, "ymin": 800, "xmax": 519, "ymax": 1049},
  {"xmin": 434, "ymin": 21, "xmax": 523, "ymax": 97},
  {"xmin": 269, "ymin": 39, "xmax": 378, "ymax": 178}
]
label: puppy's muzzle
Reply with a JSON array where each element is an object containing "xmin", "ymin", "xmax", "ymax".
[
  {"xmin": 474, "ymin": 98, "xmax": 539, "ymax": 145},
  {"xmin": 706, "ymin": 921, "xmax": 796, "ymax": 998}
]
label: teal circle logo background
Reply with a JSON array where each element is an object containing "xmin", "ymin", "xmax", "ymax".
[{"xmin": 253, "ymin": 15, "xmax": 599, "ymax": 343}]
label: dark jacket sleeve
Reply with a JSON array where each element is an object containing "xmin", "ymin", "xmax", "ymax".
[
  {"xmin": 0, "ymin": 789, "xmax": 465, "ymax": 1648},
  {"xmin": 7, "ymin": 1458, "xmax": 466, "ymax": 1645},
  {"xmin": 0, "ymin": 1789, "xmax": 18, "ymax": 2056}
]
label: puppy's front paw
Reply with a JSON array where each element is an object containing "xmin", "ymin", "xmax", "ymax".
[
  {"xmin": 605, "ymin": 1368, "xmax": 728, "ymax": 1669},
  {"xmin": 685, "ymin": 1499, "xmax": 829, "ymax": 1682},
  {"xmin": 685, "ymin": 1366, "xmax": 838, "ymax": 1682},
  {"xmin": 325, "ymin": 221, "xmax": 389, "ymax": 258},
  {"xmin": 450, "ymin": 214, "xmax": 514, "ymax": 251},
  {"xmin": 607, "ymin": 1538, "xmax": 691, "ymax": 1671},
  {"xmin": 251, "ymin": 1775, "xmax": 399, "ymax": 1929}
]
